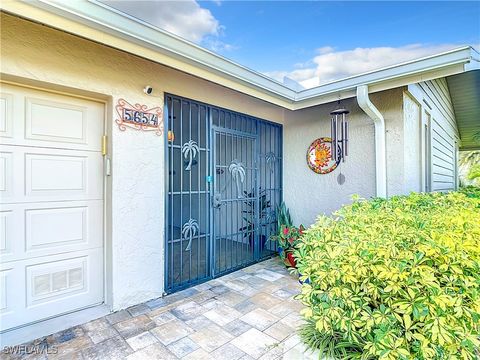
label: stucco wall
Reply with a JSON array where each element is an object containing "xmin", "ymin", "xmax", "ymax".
[
  {"xmin": 403, "ymin": 92, "xmax": 422, "ymax": 192},
  {"xmin": 0, "ymin": 13, "xmax": 285, "ymax": 310},
  {"xmin": 1, "ymin": 13, "xmax": 414, "ymax": 310},
  {"xmin": 283, "ymin": 88, "xmax": 404, "ymax": 226}
]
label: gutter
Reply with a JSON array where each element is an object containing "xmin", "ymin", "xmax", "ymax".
[{"xmin": 356, "ymin": 85, "xmax": 387, "ymax": 198}]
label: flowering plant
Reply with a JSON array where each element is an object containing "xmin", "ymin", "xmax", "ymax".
[
  {"xmin": 272, "ymin": 224, "xmax": 305, "ymax": 267},
  {"xmin": 277, "ymin": 224, "xmax": 304, "ymax": 249}
]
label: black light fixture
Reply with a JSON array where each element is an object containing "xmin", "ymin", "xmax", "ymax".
[{"xmin": 330, "ymin": 106, "xmax": 349, "ymax": 162}]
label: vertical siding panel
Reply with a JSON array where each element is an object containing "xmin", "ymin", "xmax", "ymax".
[
  {"xmin": 420, "ymin": 79, "xmax": 457, "ymax": 191},
  {"xmin": 409, "ymin": 78, "xmax": 458, "ymax": 192}
]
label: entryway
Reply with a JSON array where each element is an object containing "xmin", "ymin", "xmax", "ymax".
[
  {"xmin": 165, "ymin": 94, "xmax": 282, "ymax": 293},
  {"xmin": 11, "ymin": 258, "xmax": 306, "ymax": 359},
  {"xmin": 0, "ymin": 83, "xmax": 105, "ymax": 331}
]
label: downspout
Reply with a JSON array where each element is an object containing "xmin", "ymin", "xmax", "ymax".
[{"xmin": 356, "ymin": 85, "xmax": 387, "ymax": 198}]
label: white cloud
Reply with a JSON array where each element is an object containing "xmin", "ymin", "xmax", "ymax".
[
  {"xmin": 202, "ymin": 37, "xmax": 238, "ymax": 52},
  {"xmin": 317, "ymin": 46, "xmax": 335, "ymax": 55},
  {"xmin": 101, "ymin": 0, "xmax": 234, "ymax": 50},
  {"xmin": 265, "ymin": 44, "xmax": 469, "ymax": 89}
]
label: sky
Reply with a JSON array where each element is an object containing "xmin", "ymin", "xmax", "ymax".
[{"xmin": 101, "ymin": 1, "xmax": 480, "ymax": 89}]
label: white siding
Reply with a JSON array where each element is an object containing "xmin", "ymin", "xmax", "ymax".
[{"xmin": 407, "ymin": 78, "xmax": 459, "ymax": 192}]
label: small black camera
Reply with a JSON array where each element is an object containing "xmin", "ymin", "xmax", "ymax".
[{"xmin": 143, "ymin": 86, "xmax": 153, "ymax": 95}]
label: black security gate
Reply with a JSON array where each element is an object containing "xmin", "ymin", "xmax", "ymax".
[{"xmin": 165, "ymin": 94, "xmax": 282, "ymax": 293}]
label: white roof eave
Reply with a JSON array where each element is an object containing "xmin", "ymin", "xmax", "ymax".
[
  {"xmin": 3, "ymin": 0, "xmax": 478, "ymax": 110},
  {"xmin": 31, "ymin": 0, "xmax": 297, "ymax": 99},
  {"xmin": 292, "ymin": 47, "xmax": 478, "ymax": 109}
]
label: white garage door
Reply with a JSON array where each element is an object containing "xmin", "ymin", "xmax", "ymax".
[{"xmin": 0, "ymin": 84, "xmax": 104, "ymax": 331}]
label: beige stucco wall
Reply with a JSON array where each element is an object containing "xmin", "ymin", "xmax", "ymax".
[
  {"xmin": 0, "ymin": 13, "xmax": 413, "ymax": 311},
  {"xmin": 283, "ymin": 88, "xmax": 405, "ymax": 226},
  {"xmin": 0, "ymin": 13, "xmax": 285, "ymax": 310},
  {"xmin": 403, "ymin": 92, "xmax": 422, "ymax": 192}
]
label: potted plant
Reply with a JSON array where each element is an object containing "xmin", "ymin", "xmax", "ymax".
[
  {"xmin": 272, "ymin": 202, "xmax": 292, "ymax": 257},
  {"xmin": 274, "ymin": 224, "xmax": 305, "ymax": 268},
  {"xmin": 238, "ymin": 188, "xmax": 271, "ymax": 251}
]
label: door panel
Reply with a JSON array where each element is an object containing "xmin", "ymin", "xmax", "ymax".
[
  {"xmin": 0, "ymin": 84, "xmax": 104, "ymax": 331},
  {"xmin": 213, "ymin": 128, "xmax": 256, "ymax": 275},
  {"xmin": 0, "ymin": 85, "xmax": 103, "ymax": 151},
  {"xmin": 0, "ymin": 145, "xmax": 103, "ymax": 204},
  {"xmin": 1, "ymin": 248, "xmax": 103, "ymax": 330},
  {"xmin": 165, "ymin": 94, "xmax": 282, "ymax": 293},
  {"xmin": 1, "ymin": 200, "xmax": 103, "ymax": 263},
  {"xmin": 165, "ymin": 96, "xmax": 210, "ymax": 291},
  {"xmin": 257, "ymin": 121, "xmax": 283, "ymax": 258}
]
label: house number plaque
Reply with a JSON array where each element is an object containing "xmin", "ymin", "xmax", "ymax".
[{"xmin": 115, "ymin": 98, "xmax": 164, "ymax": 136}]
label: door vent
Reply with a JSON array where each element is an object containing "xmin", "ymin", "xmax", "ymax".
[{"xmin": 33, "ymin": 267, "xmax": 84, "ymax": 298}]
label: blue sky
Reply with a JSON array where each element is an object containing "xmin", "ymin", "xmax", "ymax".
[
  {"xmin": 103, "ymin": 1, "xmax": 480, "ymax": 88},
  {"xmin": 200, "ymin": 1, "xmax": 480, "ymax": 69}
]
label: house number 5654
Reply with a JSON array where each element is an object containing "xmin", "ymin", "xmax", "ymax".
[
  {"xmin": 123, "ymin": 108, "xmax": 159, "ymax": 126},
  {"xmin": 115, "ymin": 98, "xmax": 164, "ymax": 136}
]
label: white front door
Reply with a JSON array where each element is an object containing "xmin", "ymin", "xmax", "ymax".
[{"xmin": 0, "ymin": 84, "xmax": 104, "ymax": 331}]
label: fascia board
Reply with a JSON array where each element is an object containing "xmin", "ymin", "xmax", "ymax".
[
  {"xmin": 33, "ymin": 0, "xmax": 298, "ymax": 99},
  {"xmin": 292, "ymin": 63, "xmax": 468, "ymax": 110},
  {"xmin": 295, "ymin": 47, "xmax": 473, "ymax": 100},
  {"xmin": 0, "ymin": 0, "xmax": 298, "ymax": 109}
]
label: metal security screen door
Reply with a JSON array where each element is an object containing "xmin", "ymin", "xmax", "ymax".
[
  {"xmin": 165, "ymin": 94, "xmax": 282, "ymax": 293},
  {"xmin": 212, "ymin": 127, "xmax": 257, "ymax": 275}
]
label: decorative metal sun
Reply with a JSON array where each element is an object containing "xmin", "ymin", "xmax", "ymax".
[
  {"xmin": 313, "ymin": 143, "xmax": 331, "ymax": 167},
  {"xmin": 306, "ymin": 137, "xmax": 340, "ymax": 174}
]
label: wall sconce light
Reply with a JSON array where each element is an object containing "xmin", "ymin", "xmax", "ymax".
[{"xmin": 168, "ymin": 130, "xmax": 175, "ymax": 142}]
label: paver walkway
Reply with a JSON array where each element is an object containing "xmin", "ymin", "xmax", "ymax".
[{"xmin": 6, "ymin": 258, "xmax": 318, "ymax": 360}]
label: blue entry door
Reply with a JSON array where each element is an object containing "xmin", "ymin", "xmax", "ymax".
[
  {"xmin": 212, "ymin": 127, "xmax": 258, "ymax": 276},
  {"xmin": 165, "ymin": 94, "xmax": 282, "ymax": 293},
  {"xmin": 165, "ymin": 96, "xmax": 210, "ymax": 292}
]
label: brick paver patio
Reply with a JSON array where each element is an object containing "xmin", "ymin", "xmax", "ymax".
[{"xmin": 8, "ymin": 258, "xmax": 318, "ymax": 359}]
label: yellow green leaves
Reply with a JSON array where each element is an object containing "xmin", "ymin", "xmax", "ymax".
[
  {"xmin": 412, "ymin": 302, "xmax": 429, "ymax": 320},
  {"xmin": 315, "ymin": 317, "xmax": 331, "ymax": 332},
  {"xmin": 301, "ymin": 307, "xmax": 313, "ymax": 319},
  {"xmin": 360, "ymin": 311, "xmax": 375, "ymax": 330},
  {"xmin": 403, "ymin": 314, "xmax": 412, "ymax": 330},
  {"xmin": 426, "ymin": 317, "xmax": 452, "ymax": 346},
  {"xmin": 295, "ymin": 190, "xmax": 480, "ymax": 359}
]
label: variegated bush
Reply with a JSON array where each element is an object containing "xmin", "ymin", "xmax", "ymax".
[{"xmin": 295, "ymin": 190, "xmax": 480, "ymax": 360}]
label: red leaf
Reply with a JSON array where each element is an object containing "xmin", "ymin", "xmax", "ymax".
[{"xmin": 286, "ymin": 252, "xmax": 296, "ymax": 267}]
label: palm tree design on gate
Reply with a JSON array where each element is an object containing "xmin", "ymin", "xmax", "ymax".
[
  {"xmin": 229, "ymin": 160, "xmax": 246, "ymax": 198},
  {"xmin": 182, "ymin": 140, "xmax": 199, "ymax": 171},
  {"xmin": 265, "ymin": 152, "xmax": 276, "ymax": 172},
  {"xmin": 265, "ymin": 209, "xmax": 276, "ymax": 225},
  {"xmin": 182, "ymin": 218, "xmax": 199, "ymax": 251}
]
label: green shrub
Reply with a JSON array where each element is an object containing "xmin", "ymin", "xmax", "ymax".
[
  {"xmin": 459, "ymin": 185, "xmax": 480, "ymax": 199},
  {"xmin": 295, "ymin": 191, "xmax": 480, "ymax": 359}
]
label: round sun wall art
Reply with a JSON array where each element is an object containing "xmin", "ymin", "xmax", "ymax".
[{"xmin": 306, "ymin": 137, "xmax": 340, "ymax": 174}]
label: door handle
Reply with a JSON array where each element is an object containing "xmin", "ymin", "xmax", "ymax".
[{"xmin": 212, "ymin": 193, "xmax": 222, "ymax": 208}]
